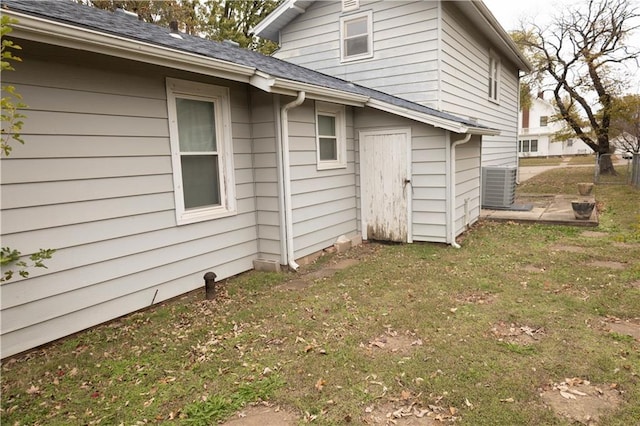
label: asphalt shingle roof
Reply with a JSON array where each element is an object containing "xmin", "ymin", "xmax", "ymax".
[{"xmin": 3, "ymin": 0, "xmax": 489, "ymax": 130}]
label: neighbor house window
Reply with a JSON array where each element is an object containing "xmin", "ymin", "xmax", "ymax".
[
  {"xmin": 488, "ymin": 53, "xmax": 500, "ymax": 102},
  {"xmin": 316, "ymin": 101, "xmax": 346, "ymax": 169},
  {"xmin": 519, "ymin": 139, "xmax": 538, "ymax": 153},
  {"xmin": 340, "ymin": 10, "xmax": 373, "ymax": 62},
  {"xmin": 540, "ymin": 116, "xmax": 548, "ymax": 126},
  {"xmin": 166, "ymin": 78, "xmax": 236, "ymax": 225}
]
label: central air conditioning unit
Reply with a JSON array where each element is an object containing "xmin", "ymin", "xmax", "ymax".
[{"xmin": 482, "ymin": 166, "xmax": 517, "ymax": 209}]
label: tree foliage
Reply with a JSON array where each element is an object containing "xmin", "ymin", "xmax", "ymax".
[
  {"xmin": 78, "ymin": 0, "xmax": 279, "ymax": 53},
  {"xmin": 1, "ymin": 15, "xmax": 27, "ymax": 156},
  {"xmin": 609, "ymin": 94, "xmax": 640, "ymax": 154},
  {"xmin": 515, "ymin": 0, "xmax": 640, "ymax": 174},
  {"xmin": 1, "ymin": 17, "xmax": 55, "ymax": 281}
]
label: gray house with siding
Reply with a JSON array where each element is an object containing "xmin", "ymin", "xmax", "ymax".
[
  {"xmin": 1, "ymin": 0, "xmax": 497, "ymax": 358},
  {"xmin": 253, "ymin": 0, "xmax": 531, "ymax": 168}
]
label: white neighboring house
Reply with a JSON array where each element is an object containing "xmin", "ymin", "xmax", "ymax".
[{"xmin": 518, "ymin": 95, "xmax": 591, "ymax": 157}]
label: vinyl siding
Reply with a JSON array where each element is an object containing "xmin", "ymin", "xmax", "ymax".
[
  {"xmin": 273, "ymin": 1, "xmax": 520, "ymax": 168},
  {"xmin": 454, "ymin": 137, "xmax": 481, "ymax": 234},
  {"xmin": 354, "ymin": 108, "xmax": 449, "ymax": 243},
  {"xmin": 287, "ymin": 99, "xmax": 358, "ymax": 258},
  {"xmin": 250, "ymin": 88, "xmax": 282, "ymax": 261},
  {"xmin": 0, "ymin": 44, "xmax": 260, "ymax": 358},
  {"xmin": 440, "ymin": 2, "xmax": 519, "ymax": 167},
  {"xmin": 274, "ymin": 0, "xmax": 440, "ymax": 107}
]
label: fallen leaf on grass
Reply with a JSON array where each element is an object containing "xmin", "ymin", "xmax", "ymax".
[
  {"xmin": 26, "ymin": 385, "xmax": 41, "ymax": 395},
  {"xmin": 315, "ymin": 378, "xmax": 325, "ymax": 391},
  {"xmin": 500, "ymin": 398, "xmax": 515, "ymax": 403}
]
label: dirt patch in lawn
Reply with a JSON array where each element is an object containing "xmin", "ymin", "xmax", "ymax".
[
  {"xmin": 600, "ymin": 317, "xmax": 640, "ymax": 340},
  {"xmin": 362, "ymin": 391, "xmax": 457, "ymax": 425},
  {"xmin": 550, "ymin": 244, "xmax": 587, "ymax": 253},
  {"xmin": 630, "ymin": 280, "xmax": 640, "ymax": 290},
  {"xmin": 581, "ymin": 231, "xmax": 609, "ymax": 238},
  {"xmin": 455, "ymin": 292, "xmax": 495, "ymax": 305},
  {"xmin": 223, "ymin": 405, "xmax": 297, "ymax": 425},
  {"xmin": 540, "ymin": 378, "xmax": 622, "ymax": 425},
  {"xmin": 491, "ymin": 322, "xmax": 545, "ymax": 345},
  {"xmin": 586, "ymin": 261, "xmax": 627, "ymax": 270},
  {"xmin": 363, "ymin": 330, "xmax": 424, "ymax": 355},
  {"xmin": 520, "ymin": 264, "xmax": 546, "ymax": 273}
]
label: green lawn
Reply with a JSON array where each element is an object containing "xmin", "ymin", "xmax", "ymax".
[
  {"xmin": 2, "ymin": 169, "xmax": 639, "ymax": 425},
  {"xmin": 519, "ymin": 157, "xmax": 564, "ymax": 166}
]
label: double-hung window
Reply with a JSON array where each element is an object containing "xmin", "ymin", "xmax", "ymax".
[
  {"xmin": 340, "ymin": 10, "xmax": 373, "ymax": 62},
  {"xmin": 488, "ymin": 53, "xmax": 500, "ymax": 102},
  {"xmin": 316, "ymin": 102, "xmax": 346, "ymax": 170},
  {"xmin": 166, "ymin": 78, "xmax": 236, "ymax": 225},
  {"xmin": 539, "ymin": 116, "xmax": 548, "ymax": 127},
  {"xmin": 519, "ymin": 139, "xmax": 538, "ymax": 153}
]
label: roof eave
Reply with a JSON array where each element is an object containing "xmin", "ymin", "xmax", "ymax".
[
  {"xmin": 467, "ymin": 1, "xmax": 532, "ymax": 73},
  {"xmin": 5, "ymin": 9, "xmax": 257, "ymax": 84},
  {"xmin": 366, "ymin": 99, "xmax": 500, "ymax": 136},
  {"xmin": 250, "ymin": 0, "xmax": 308, "ymax": 42}
]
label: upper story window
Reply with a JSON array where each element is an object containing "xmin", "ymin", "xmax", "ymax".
[
  {"xmin": 539, "ymin": 116, "xmax": 548, "ymax": 127},
  {"xmin": 342, "ymin": 0, "xmax": 359, "ymax": 12},
  {"xmin": 316, "ymin": 101, "xmax": 347, "ymax": 170},
  {"xmin": 166, "ymin": 78, "xmax": 236, "ymax": 225},
  {"xmin": 340, "ymin": 10, "xmax": 373, "ymax": 62},
  {"xmin": 488, "ymin": 53, "xmax": 500, "ymax": 103}
]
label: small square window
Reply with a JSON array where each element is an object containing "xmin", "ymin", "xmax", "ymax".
[
  {"xmin": 166, "ymin": 78, "xmax": 236, "ymax": 225},
  {"xmin": 340, "ymin": 10, "xmax": 373, "ymax": 62},
  {"xmin": 316, "ymin": 102, "xmax": 346, "ymax": 170},
  {"xmin": 488, "ymin": 54, "xmax": 500, "ymax": 103},
  {"xmin": 539, "ymin": 116, "xmax": 548, "ymax": 127}
]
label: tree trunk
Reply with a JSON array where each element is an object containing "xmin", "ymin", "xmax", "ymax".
[{"xmin": 598, "ymin": 152, "xmax": 617, "ymax": 175}]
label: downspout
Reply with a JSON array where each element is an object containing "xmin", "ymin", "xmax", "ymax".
[
  {"xmin": 280, "ymin": 91, "xmax": 306, "ymax": 270},
  {"xmin": 450, "ymin": 133, "xmax": 472, "ymax": 249}
]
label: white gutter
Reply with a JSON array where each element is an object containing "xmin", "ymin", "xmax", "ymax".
[
  {"xmin": 450, "ymin": 133, "xmax": 472, "ymax": 249},
  {"xmin": 250, "ymin": 72, "xmax": 368, "ymax": 106},
  {"xmin": 280, "ymin": 91, "xmax": 306, "ymax": 270},
  {"xmin": 366, "ymin": 99, "xmax": 500, "ymax": 136}
]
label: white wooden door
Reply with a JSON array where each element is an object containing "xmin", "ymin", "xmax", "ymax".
[{"xmin": 360, "ymin": 129, "xmax": 412, "ymax": 243}]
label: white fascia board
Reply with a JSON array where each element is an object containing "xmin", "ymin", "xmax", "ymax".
[
  {"xmin": 366, "ymin": 99, "xmax": 500, "ymax": 136},
  {"xmin": 251, "ymin": 0, "xmax": 308, "ymax": 41},
  {"xmin": 6, "ymin": 10, "xmax": 256, "ymax": 84},
  {"xmin": 469, "ymin": 1, "xmax": 532, "ymax": 73}
]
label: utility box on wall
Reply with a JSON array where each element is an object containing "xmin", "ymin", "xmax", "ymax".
[{"xmin": 482, "ymin": 166, "xmax": 517, "ymax": 209}]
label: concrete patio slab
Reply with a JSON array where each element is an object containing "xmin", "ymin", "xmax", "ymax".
[{"xmin": 481, "ymin": 195, "xmax": 598, "ymax": 227}]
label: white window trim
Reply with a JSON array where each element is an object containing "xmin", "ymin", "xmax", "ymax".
[
  {"xmin": 315, "ymin": 101, "xmax": 347, "ymax": 170},
  {"xmin": 166, "ymin": 78, "xmax": 236, "ymax": 225},
  {"xmin": 340, "ymin": 10, "xmax": 373, "ymax": 63},
  {"xmin": 488, "ymin": 51, "xmax": 500, "ymax": 104}
]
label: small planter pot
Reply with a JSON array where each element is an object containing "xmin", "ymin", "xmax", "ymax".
[
  {"xmin": 577, "ymin": 182, "xmax": 594, "ymax": 196},
  {"xmin": 571, "ymin": 201, "xmax": 595, "ymax": 220}
]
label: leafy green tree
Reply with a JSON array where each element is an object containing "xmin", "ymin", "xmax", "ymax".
[
  {"xmin": 200, "ymin": 0, "xmax": 279, "ymax": 53},
  {"xmin": 609, "ymin": 94, "xmax": 640, "ymax": 155},
  {"xmin": 515, "ymin": 0, "xmax": 640, "ymax": 175},
  {"xmin": 1, "ymin": 15, "xmax": 26, "ymax": 156},
  {"xmin": 1, "ymin": 16, "xmax": 55, "ymax": 281},
  {"xmin": 79, "ymin": 0, "xmax": 279, "ymax": 53}
]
